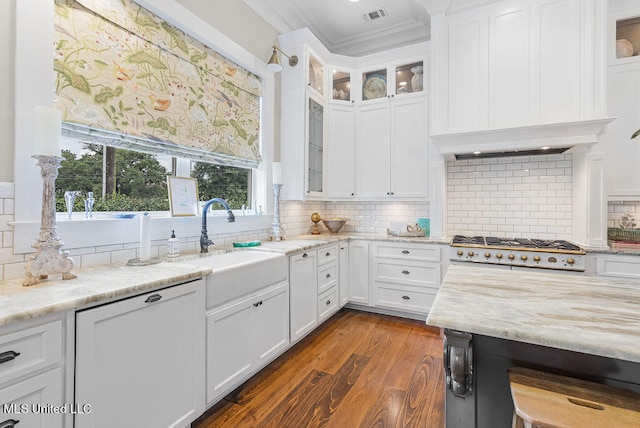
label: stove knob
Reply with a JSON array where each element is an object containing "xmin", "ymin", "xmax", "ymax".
[
  {"xmin": 508, "ymin": 254, "xmax": 515, "ymax": 260},
  {"xmin": 484, "ymin": 252, "xmax": 491, "ymax": 259},
  {"xmin": 534, "ymin": 256, "xmax": 541, "ymax": 263},
  {"xmin": 468, "ymin": 251, "xmax": 475, "ymax": 257},
  {"xmin": 521, "ymin": 255, "xmax": 528, "ymax": 261},
  {"xmin": 457, "ymin": 250, "xmax": 463, "ymax": 257},
  {"xmin": 496, "ymin": 253, "xmax": 503, "ymax": 259},
  {"xmin": 567, "ymin": 258, "xmax": 575, "ymax": 265}
]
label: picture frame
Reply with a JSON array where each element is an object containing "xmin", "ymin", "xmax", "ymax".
[{"xmin": 167, "ymin": 176, "xmax": 199, "ymax": 217}]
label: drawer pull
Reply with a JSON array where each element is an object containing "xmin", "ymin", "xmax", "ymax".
[
  {"xmin": 302, "ymin": 253, "xmax": 308, "ymax": 258},
  {"xmin": 144, "ymin": 294, "xmax": 162, "ymax": 303},
  {"xmin": 402, "ymin": 270, "xmax": 410, "ymax": 275},
  {"xmin": 0, "ymin": 351, "xmax": 20, "ymax": 365},
  {"xmin": 0, "ymin": 420, "xmax": 20, "ymax": 428},
  {"xmin": 326, "ymin": 300, "xmax": 331, "ymax": 305},
  {"xmin": 253, "ymin": 301, "xmax": 263, "ymax": 307},
  {"xmin": 402, "ymin": 295, "xmax": 410, "ymax": 300},
  {"xmin": 325, "ymin": 273, "xmax": 331, "ymax": 278},
  {"xmin": 402, "ymin": 250, "xmax": 410, "ymax": 254},
  {"xmin": 325, "ymin": 252, "xmax": 331, "ymax": 257}
]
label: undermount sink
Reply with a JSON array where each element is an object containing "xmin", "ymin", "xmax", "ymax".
[{"xmin": 179, "ymin": 250, "xmax": 288, "ymax": 308}]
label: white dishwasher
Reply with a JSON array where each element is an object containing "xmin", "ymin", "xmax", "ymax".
[{"xmin": 74, "ymin": 278, "xmax": 205, "ymax": 428}]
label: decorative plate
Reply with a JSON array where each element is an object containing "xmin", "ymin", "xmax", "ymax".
[{"xmin": 362, "ymin": 74, "xmax": 387, "ymax": 100}]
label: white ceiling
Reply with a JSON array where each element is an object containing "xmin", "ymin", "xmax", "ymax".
[{"xmin": 242, "ymin": 0, "xmax": 432, "ymax": 56}]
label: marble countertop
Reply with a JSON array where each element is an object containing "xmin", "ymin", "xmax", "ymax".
[
  {"xmin": 0, "ymin": 262, "xmax": 211, "ymax": 328},
  {"xmin": 427, "ymin": 264, "xmax": 640, "ymax": 363}
]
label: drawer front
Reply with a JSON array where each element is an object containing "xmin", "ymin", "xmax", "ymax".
[
  {"xmin": 317, "ymin": 263, "xmax": 338, "ymax": 294},
  {"xmin": 0, "ymin": 320, "xmax": 63, "ymax": 386},
  {"xmin": 374, "ymin": 286, "xmax": 436, "ymax": 314},
  {"xmin": 317, "ymin": 245, "xmax": 339, "ymax": 266},
  {"xmin": 317, "ymin": 287, "xmax": 339, "ymax": 323},
  {"xmin": 374, "ymin": 243, "xmax": 441, "ymax": 262},
  {"xmin": 374, "ymin": 260, "xmax": 440, "ymax": 288}
]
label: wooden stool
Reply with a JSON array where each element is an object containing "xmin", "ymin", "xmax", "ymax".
[{"xmin": 508, "ymin": 367, "xmax": 640, "ymax": 428}]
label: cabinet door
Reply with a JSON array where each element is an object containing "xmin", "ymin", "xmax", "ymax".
[
  {"xmin": 327, "ymin": 103, "xmax": 356, "ymax": 198},
  {"xmin": 605, "ymin": 60, "xmax": 640, "ymax": 199},
  {"xmin": 338, "ymin": 243, "xmax": 349, "ymax": 307},
  {"xmin": 357, "ymin": 102, "xmax": 391, "ymax": 198},
  {"xmin": 390, "ymin": 97, "xmax": 429, "ymax": 198},
  {"xmin": 289, "ymin": 251, "xmax": 318, "ymax": 342},
  {"xmin": 0, "ymin": 368, "xmax": 63, "ymax": 428},
  {"xmin": 252, "ymin": 284, "xmax": 289, "ymax": 367},
  {"xmin": 206, "ymin": 296, "xmax": 253, "ymax": 404},
  {"xmin": 447, "ymin": 8, "xmax": 489, "ymax": 132},
  {"xmin": 75, "ymin": 281, "xmax": 205, "ymax": 428},
  {"xmin": 307, "ymin": 94, "xmax": 325, "ymax": 196},
  {"xmin": 348, "ymin": 241, "xmax": 370, "ymax": 305}
]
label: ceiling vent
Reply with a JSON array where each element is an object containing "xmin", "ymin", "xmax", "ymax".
[{"xmin": 363, "ymin": 8, "xmax": 387, "ymax": 22}]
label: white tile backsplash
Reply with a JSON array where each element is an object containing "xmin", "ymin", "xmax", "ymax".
[{"xmin": 447, "ymin": 154, "xmax": 573, "ymax": 239}]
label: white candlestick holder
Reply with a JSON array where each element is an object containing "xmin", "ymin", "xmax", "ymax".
[
  {"xmin": 272, "ymin": 184, "xmax": 284, "ymax": 241},
  {"xmin": 23, "ymin": 155, "xmax": 76, "ymax": 286}
]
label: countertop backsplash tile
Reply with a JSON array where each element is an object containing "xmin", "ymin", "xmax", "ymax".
[{"xmin": 447, "ymin": 154, "xmax": 572, "ymax": 240}]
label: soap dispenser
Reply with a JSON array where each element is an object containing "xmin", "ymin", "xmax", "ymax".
[{"xmin": 167, "ymin": 230, "xmax": 180, "ymax": 257}]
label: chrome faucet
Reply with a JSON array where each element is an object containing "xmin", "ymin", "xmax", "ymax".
[{"xmin": 200, "ymin": 198, "xmax": 235, "ymax": 253}]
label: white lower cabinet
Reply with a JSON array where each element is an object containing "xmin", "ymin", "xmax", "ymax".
[
  {"xmin": 289, "ymin": 250, "xmax": 318, "ymax": 342},
  {"xmin": 289, "ymin": 244, "xmax": 340, "ymax": 343},
  {"xmin": 75, "ymin": 280, "xmax": 205, "ymax": 428},
  {"xmin": 338, "ymin": 242, "xmax": 349, "ymax": 307},
  {"xmin": 348, "ymin": 240, "xmax": 370, "ymax": 305},
  {"xmin": 371, "ymin": 242, "xmax": 441, "ymax": 315},
  {"xmin": 0, "ymin": 316, "xmax": 66, "ymax": 428},
  {"xmin": 595, "ymin": 254, "xmax": 640, "ymax": 279},
  {"xmin": 206, "ymin": 283, "xmax": 289, "ymax": 405}
]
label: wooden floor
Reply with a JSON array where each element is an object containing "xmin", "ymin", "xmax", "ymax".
[{"xmin": 192, "ymin": 308, "xmax": 445, "ymax": 428}]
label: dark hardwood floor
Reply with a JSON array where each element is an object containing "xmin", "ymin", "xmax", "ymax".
[{"xmin": 192, "ymin": 308, "xmax": 445, "ymax": 428}]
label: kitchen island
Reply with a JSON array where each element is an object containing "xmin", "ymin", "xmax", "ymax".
[{"xmin": 427, "ymin": 264, "xmax": 640, "ymax": 428}]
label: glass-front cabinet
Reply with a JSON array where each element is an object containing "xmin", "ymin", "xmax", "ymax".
[
  {"xmin": 331, "ymin": 69, "xmax": 352, "ymax": 102},
  {"xmin": 308, "ymin": 53, "xmax": 324, "ymax": 96},
  {"xmin": 360, "ymin": 60, "xmax": 425, "ymax": 101},
  {"xmin": 307, "ymin": 93, "xmax": 324, "ymax": 195}
]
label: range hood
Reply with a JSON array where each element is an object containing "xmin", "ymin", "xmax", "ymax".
[{"xmin": 431, "ymin": 118, "xmax": 615, "ymax": 160}]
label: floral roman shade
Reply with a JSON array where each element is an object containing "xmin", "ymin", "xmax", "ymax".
[{"xmin": 53, "ymin": 0, "xmax": 262, "ymax": 168}]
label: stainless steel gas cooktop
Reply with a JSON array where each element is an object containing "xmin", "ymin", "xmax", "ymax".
[{"xmin": 450, "ymin": 235, "xmax": 586, "ymax": 271}]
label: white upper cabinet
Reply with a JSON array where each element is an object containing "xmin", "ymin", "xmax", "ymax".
[
  {"xmin": 431, "ymin": 0, "xmax": 607, "ymax": 138},
  {"xmin": 602, "ymin": 4, "xmax": 640, "ymax": 200},
  {"xmin": 279, "ymin": 28, "xmax": 429, "ymax": 201}
]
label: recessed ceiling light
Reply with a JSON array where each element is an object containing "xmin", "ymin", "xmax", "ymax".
[
  {"xmin": 541, "ymin": 146, "xmax": 550, "ymax": 150},
  {"xmin": 473, "ymin": 151, "xmax": 482, "ymax": 155},
  {"xmin": 399, "ymin": 81, "xmax": 407, "ymax": 86},
  {"xmin": 349, "ymin": 0, "xmax": 359, "ymax": 2}
]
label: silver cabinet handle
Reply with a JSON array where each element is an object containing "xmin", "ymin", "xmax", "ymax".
[
  {"xmin": 326, "ymin": 300, "xmax": 331, "ymax": 305},
  {"xmin": 402, "ymin": 295, "xmax": 410, "ymax": 300},
  {"xmin": 0, "ymin": 420, "xmax": 20, "ymax": 428},
  {"xmin": 302, "ymin": 253, "xmax": 308, "ymax": 258},
  {"xmin": 402, "ymin": 250, "xmax": 410, "ymax": 254},
  {"xmin": 0, "ymin": 351, "xmax": 20, "ymax": 365},
  {"xmin": 253, "ymin": 301, "xmax": 263, "ymax": 307},
  {"xmin": 144, "ymin": 294, "xmax": 162, "ymax": 303},
  {"xmin": 402, "ymin": 270, "xmax": 410, "ymax": 275},
  {"xmin": 325, "ymin": 252, "xmax": 331, "ymax": 257},
  {"xmin": 326, "ymin": 273, "xmax": 331, "ymax": 278}
]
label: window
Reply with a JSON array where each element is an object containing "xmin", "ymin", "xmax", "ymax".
[{"xmin": 56, "ymin": 139, "xmax": 252, "ymax": 215}]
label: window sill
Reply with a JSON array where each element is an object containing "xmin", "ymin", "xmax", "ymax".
[{"xmin": 11, "ymin": 213, "xmax": 273, "ymax": 254}]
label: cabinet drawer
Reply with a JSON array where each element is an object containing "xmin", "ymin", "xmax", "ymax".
[
  {"xmin": 0, "ymin": 320, "xmax": 63, "ymax": 386},
  {"xmin": 317, "ymin": 245, "xmax": 339, "ymax": 266},
  {"xmin": 374, "ymin": 243, "xmax": 440, "ymax": 262},
  {"xmin": 0, "ymin": 368, "xmax": 63, "ymax": 427},
  {"xmin": 317, "ymin": 263, "xmax": 338, "ymax": 294},
  {"xmin": 374, "ymin": 286, "xmax": 436, "ymax": 314},
  {"xmin": 374, "ymin": 260, "xmax": 440, "ymax": 288},
  {"xmin": 317, "ymin": 287, "xmax": 339, "ymax": 323}
]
